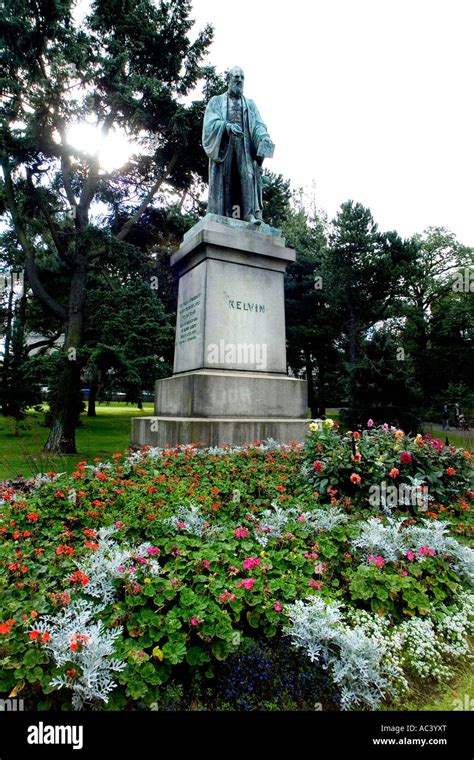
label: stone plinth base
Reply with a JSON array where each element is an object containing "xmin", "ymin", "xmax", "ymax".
[
  {"xmin": 131, "ymin": 416, "xmax": 310, "ymax": 449},
  {"xmin": 155, "ymin": 370, "xmax": 307, "ymax": 418}
]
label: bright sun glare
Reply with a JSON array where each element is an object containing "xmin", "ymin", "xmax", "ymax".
[{"xmin": 66, "ymin": 122, "xmax": 134, "ymax": 172}]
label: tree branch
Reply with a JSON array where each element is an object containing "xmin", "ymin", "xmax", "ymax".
[
  {"xmin": 2, "ymin": 162, "xmax": 67, "ymax": 321},
  {"xmin": 77, "ymin": 109, "xmax": 118, "ymax": 227},
  {"xmin": 26, "ymin": 168, "xmax": 69, "ymax": 265},
  {"xmin": 116, "ymin": 153, "xmax": 178, "ymax": 241},
  {"xmin": 27, "ymin": 331, "xmax": 63, "ymax": 354}
]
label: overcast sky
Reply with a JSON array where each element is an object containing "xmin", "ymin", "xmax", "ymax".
[{"xmin": 190, "ymin": 0, "xmax": 474, "ymax": 244}]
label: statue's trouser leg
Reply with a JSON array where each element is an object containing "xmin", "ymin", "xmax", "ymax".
[
  {"xmin": 234, "ymin": 139, "xmax": 254, "ymax": 221},
  {"xmin": 222, "ymin": 141, "xmax": 234, "ymax": 218}
]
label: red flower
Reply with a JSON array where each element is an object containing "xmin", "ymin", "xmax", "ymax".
[
  {"xmin": 69, "ymin": 634, "xmax": 89, "ymax": 651},
  {"xmin": 445, "ymin": 467, "xmax": 456, "ymax": 476},
  {"xmin": 0, "ymin": 623, "xmax": 12, "ymax": 634},
  {"xmin": 56, "ymin": 545, "xmax": 74, "ymax": 556},
  {"xmin": 69, "ymin": 571, "xmax": 89, "ymax": 586},
  {"xmin": 400, "ymin": 452, "xmax": 412, "ymax": 464},
  {"xmin": 313, "ymin": 461, "xmax": 323, "ymax": 472}
]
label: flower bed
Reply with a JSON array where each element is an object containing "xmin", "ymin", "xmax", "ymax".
[{"xmin": 0, "ymin": 426, "xmax": 472, "ymax": 711}]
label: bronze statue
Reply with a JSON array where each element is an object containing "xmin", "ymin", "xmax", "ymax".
[{"xmin": 202, "ymin": 67, "xmax": 274, "ymax": 225}]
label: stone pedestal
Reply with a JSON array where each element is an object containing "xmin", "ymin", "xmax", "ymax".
[{"xmin": 131, "ymin": 215, "xmax": 309, "ymax": 448}]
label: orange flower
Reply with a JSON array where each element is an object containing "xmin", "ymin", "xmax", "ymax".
[{"xmin": 446, "ymin": 467, "xmax": 456, "ymax": 476}]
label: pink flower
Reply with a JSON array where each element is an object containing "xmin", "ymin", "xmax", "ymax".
[
  {"xmin": 298, "ymin": 515, "xmax": 306, "ymax": 522},
  {"xmin": 350, "ymin": 473, "xmax": 361, "ymax": 485},
  {"xmin": 314, "ymin": 563, "xmax": 324, "ymax": 574},
  {"xmin": 401, "ymin": 570, "xmax": 409, "ymax": 576},
  {"xmin": 190, "ymin": 617, "xmax": 198, "ymax": 626},
  {"xmin": 309, "ymin": 579, "xmax": 323, "ymax": 589},
  {"xmin": 229, "ymin": 566, "xmax": 240, "ymax": 575},
  {"xmin": 418, "ymin": 545, "xmax": 435, "ymax": 557},
  {"xmin": 274, "ymin": 602, "xmax": 282, "ymax": 612},
  {"xmin": 368, "ymin": 555, "xmax": 385, "ymax": 569},
  {"xmin": 220, "ymin": 590, "xmax": 236, "ymax": 602},
  {"xmin": 243, "ymin": 557, "xmax": 261, "ymax": 571},
  {"xmin": 237, "ymin": 578, "xmax": 255, "ymax": 590},
  {"xmin": 406, "ymin": 550, "xmax": 415, "ymax": 561},
  {"xmin": 114, "ymin": 521, "xmax": 124, "ymax": 528},
  {"xmin": 147, "ymin": 547, "xmax": 160, "ymax": 556},
  {"xmin": 117, "ymin": 566, "xmax": 124, "ymax": 573},
  {"xmin": 175, "ymin": 521, "xmax": 187, "ymax": 530},
  {"xmin": 202, "ymin": 559, "xmax": 210, "ymax": 569},
  {"xmin": 367, "ymin": 419, "xmax": 374, "ymax": 428},
  {"xmin": 382, "ymin": 423, "xmax": 389, "ymax": 431},
  {"xmin": 234, "ymin": 526, "xmax": 249, "ymax": 539}
]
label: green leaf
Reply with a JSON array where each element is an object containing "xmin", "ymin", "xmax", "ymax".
[
  {"xmin": 246, "ymin": 610, "xmax": 260, "ymax": 628},
  {"xmin": 186, "ymin": 646, "xmax": 210, "ymax": 666},
  {"xmin": 211, "ymin": 640, "xmax": 230, "ymax": 661}
]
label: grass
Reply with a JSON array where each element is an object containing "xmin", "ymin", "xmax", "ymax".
[
  {"xmin": 387, "ymin": 654, "xmax": 474, "ymax": 711},
  {"xmin": 1, "ymin": 406, "xmax": 472, "ymax": 481},
  {"xmin": 0, "ymin": 403, "xmax": 154, "ymax": 480}
]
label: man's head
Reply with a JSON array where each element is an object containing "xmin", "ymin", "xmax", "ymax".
[{"xmin": 227, "ymin": 67, "xmax": 244, "ymax": 97}]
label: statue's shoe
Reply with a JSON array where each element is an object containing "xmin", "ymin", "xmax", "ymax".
[{"xmin": 246, "ymin": 214, "xmax": 262, "ymax": 226}]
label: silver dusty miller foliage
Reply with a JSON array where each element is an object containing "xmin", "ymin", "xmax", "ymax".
[
  {"xmin": 284, "ymin": 591, "xmax": 474, "ymax": 709},
  {"xmin": 167, "ymin": 503, "xmax": 222, "ymax": 539},
  {"xmin": 31, "ymin": 600, "xmax": 126, "ymax": 710},
  {"xmin": 352, "ymin": 517, "xmax": 474, "ymax": 584},
  {"xmin": 30, "ymin": 526, "xmax": 161, "ymax": 709}
]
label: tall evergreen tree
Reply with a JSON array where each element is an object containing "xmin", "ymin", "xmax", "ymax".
[{"xmin": 0, "ymin": 0, "xmax": 215, "ymax": 452}]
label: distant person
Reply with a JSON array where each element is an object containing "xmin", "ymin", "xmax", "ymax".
[
  {"xmin": 454, "ymin": 403, "xmax": 461, "ymax": 428},
  {"xmin": 441, "ymin": 403, "xmax": 449, "ymax": 430}
]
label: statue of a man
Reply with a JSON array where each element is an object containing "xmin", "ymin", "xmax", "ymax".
[{"xmin": 202, "ymin": 67, "xmax": 274, "ymax": 225}]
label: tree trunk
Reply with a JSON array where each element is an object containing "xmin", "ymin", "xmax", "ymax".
[
  {"xmin": 43, "ymin": 250, "xmax": 87, "ymax": 453},
  {"xmin": 317, "ymin": 354, "xmax": 326, "ymax": 417},
  {"xmin": 87, "ymin": 373, "xmax": 98, "ymax": 417},
  {"xmin": 347, "ymin": 309, "xmax": 359, "ymax": 427},
  {"xmin": 1, "ymin": 285, "xmax": 14, "ymax": 416},
  {"xmin": 304, "ymin": 348, "xmax": 318, "ymax": 418}
]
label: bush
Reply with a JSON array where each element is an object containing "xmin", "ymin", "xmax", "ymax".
[{"xmin": 0, "ymin": 433, "xmax": 471, "ymax": 710}]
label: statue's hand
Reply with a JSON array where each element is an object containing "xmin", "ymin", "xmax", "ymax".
[{"xmin": 228, "ymin": 123, "xmax": 243, "ymax": 137}]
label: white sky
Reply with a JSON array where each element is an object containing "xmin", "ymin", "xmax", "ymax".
[{"xmin": 190, "ymin": 0, "xmax": 474, "ymax": 244}]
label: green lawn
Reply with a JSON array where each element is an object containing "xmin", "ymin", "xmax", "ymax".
[
  {"xmin": 0, "ymin": 403, "xmax": 154, "ymax": 480},
  {"xmin": 1, "ymin": 406, "xmax": 472, "ymax": 481}
]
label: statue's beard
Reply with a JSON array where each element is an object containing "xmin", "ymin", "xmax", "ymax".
[{"xmin": 229, "ymin": 83, "xmax": 243, "ymax": 97}]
